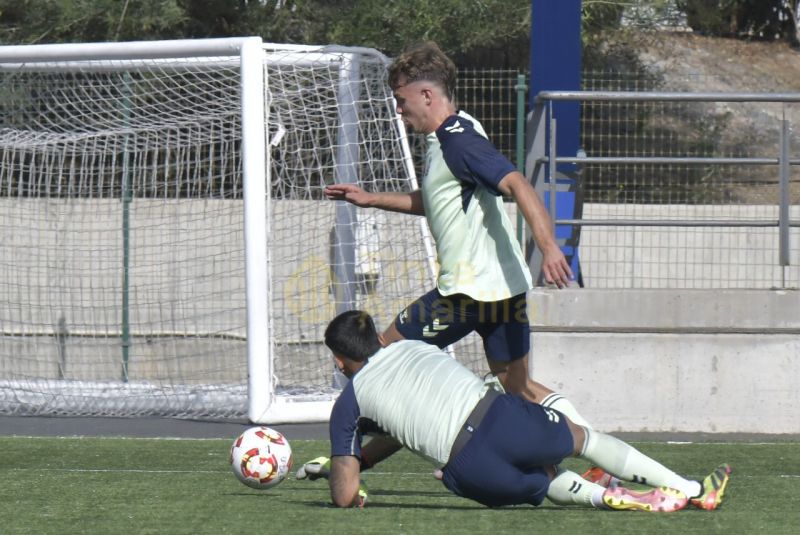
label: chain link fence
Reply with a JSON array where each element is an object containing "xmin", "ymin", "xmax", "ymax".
[{"xmin": 412, "ymin": 68, "xmax": 799, "ymax": 289}]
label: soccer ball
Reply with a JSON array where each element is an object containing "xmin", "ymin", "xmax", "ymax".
[{"xmin": 229, "ymin": 426, "xmax": 293, "ymax": 490}]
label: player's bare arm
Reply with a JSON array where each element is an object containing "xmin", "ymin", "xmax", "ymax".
[
  {"xmin": 329, "ymin": 455, "xmax": 363, "ymax": 507},
  {"xmin": 324, "ymin": 184, "xmax": 425, "ymax": 216},
  {"xmin": 497, "ymin": 171, "xmax": 573, "ymax": 288},
  {"xmin": 360, "ymin": 435, "xmax": 403, "ymax": 468}
]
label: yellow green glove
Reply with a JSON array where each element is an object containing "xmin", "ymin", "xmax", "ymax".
[
  {"xmin": 295, "ymin": 456, "xmax": 331, "ymax": 481},
  {"xmin": 356, "ymin": 481, "xmax": 369, "ymax": 507}
]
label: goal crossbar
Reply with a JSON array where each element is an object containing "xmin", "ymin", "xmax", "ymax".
[{"xmin": 0, "ymin": 37, "xmax": 433, "ymax": 423}]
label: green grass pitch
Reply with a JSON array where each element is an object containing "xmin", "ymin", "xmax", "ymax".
[{"xmin": 1, "ymin": 436, "xmax": 798, "ymax": 534}]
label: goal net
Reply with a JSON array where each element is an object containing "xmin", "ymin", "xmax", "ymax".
[{"xmin": 0, "ymin": 38, "xmax": 444, "ymax": 422}]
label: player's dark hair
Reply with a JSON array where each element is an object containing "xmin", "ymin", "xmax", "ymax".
[
  {"xmin": 388, "ymin": 41, "xmax": 457, "ymax": 101},
  {"xmin": 324, "ymin": 310, "xmax": 381, "ymax": 363}
]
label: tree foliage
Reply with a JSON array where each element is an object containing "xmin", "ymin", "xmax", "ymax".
[
  {"xmin": 581, "ymin": 1, "xmax": 800, "ymax": 45},
  {"xmin": 322, "ymin": 0, "xmax": 530, "ymax": 60},
  {"xmin": 678, "ymin": 0, "xmax": 799, "ymax": 43},
  {"xmin": 0, "ymin": 0, "xmax": 532, "ymax": 66},
  {"xmin": 0, "ymin": 0, "xmax": 186, "ymax": 43},
  {"xmin": 2, "ymin": 1, "xmax": 798, "ymax": 60}
]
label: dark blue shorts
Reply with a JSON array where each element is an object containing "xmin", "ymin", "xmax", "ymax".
[
  {"xmin": 441, "ymin": 394, "xmax": 574, "ymax": 507},
  {"xmin": 393, "ymin": 289, "xmax": 529, "ymax": 361}
]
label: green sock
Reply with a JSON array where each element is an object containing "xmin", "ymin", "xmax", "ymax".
[
  {"xmin": 580, "ymin": 428, "xmax": 700, "ymax": 497},
  {"xmin": 546, "ymin": 468, "xmax": 606, "ymax": 508}
]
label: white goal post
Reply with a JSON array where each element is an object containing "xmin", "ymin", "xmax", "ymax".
[{"xmin": 0, "ymin": 37, "xmax": 441, "ymax": 423}]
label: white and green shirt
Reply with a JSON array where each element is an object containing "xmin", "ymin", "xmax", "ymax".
[
  {"xmin": 423, "ymin": 111, "xmax": 532, "ymax": 301},
  {"xmin": 329, "ymin": 340, "xmax": 491, "ymax": 467}
]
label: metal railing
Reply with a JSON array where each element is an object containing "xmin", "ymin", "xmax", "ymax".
[{"xmin": 530, "ymin": 91, "xmax": 800, "ymax": 289}]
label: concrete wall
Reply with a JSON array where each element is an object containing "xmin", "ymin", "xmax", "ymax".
[
  {"xmin": 578, "ymin": 204, "xmax": 800, "ymax": 289},
  {"xmin": 2, "ymin": 199, "xmax": 798, "ymax": 429},
  {"xmin": 0, "ymin": 199, "xmax": 435, "ymax": 387},
  {"xmin": 528, "ymin": 288, "xmax": 800, "ymax": 434}
]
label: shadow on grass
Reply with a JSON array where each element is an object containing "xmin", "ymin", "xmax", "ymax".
[
  {"xmin": 226, "ymin": 485, "xmax": 607, "ymax": 512},
  {"xmin": 295, "ymin": 500, "xmax": 490, "ymax": 510},
  {"xmin": 369, "ymin": 489, "xmax": 453, "ymax": 498}
]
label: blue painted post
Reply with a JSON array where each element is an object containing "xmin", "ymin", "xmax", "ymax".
[{"xmin": 529, "ymin": 0, "xmax": 583, "ymax": 286}]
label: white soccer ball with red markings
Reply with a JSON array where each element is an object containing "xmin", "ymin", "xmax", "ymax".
[{"xmin": 229, "ymin": 426, "xmax": 293, "ymax": 490}]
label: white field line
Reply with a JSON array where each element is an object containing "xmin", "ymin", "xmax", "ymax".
[
  {"xmin": 4, "ymin": 467, "xmax": 799, "ymax": 479},
  {"xmin": 6, "ymin": 436, "xmax": 800, "ymax": 446},
  {"xmin": 3, "ymin": 467, "xmax": 435, "ymax": 477},
  {"xmin": 9, "ymin": 468, "xmax": 226, "ymax": 474},
  {"xmin": 5, "ymin": 436, "xmax": 238, "ymax": 441}
]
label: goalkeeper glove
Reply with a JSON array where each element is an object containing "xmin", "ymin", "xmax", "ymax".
[
  {"xmin": 356, "ymin": 481, "xmax": 369, "ymax": 508},
  {"xmin": 295, "ymin": 456, "xmax": 331, "ymax": 481}
]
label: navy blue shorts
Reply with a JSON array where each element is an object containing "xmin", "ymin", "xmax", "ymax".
[
  {"xmin": 441, "ymin": 394, "xmax": 574, "ymax": 507},
  {"xmin": 393, "ymin": 289, "xmax": 529, "ymax": 361}
]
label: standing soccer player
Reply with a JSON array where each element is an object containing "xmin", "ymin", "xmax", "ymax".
[{"xmin": 324, "ymin": 41, "xmax": 588, "ymax": 426}]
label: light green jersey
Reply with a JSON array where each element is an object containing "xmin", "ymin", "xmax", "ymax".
[
  {"xmin": 352, "ymin": 339, "xmax": 490, "ymax": 467},
  {"xmin": 422, "ymin": 110, "xmax": 532, "ymax": 301}
]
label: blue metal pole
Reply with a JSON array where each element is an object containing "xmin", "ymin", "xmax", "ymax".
[{"xmin": 530, "ymin": 0, "xmax": 583, "ymax": 284}]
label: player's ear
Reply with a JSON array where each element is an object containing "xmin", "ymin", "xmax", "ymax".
[
  {"xmin": 332, "ymin": 353, "xmax": 346, "ymax": 373},
  {"xmin": 421, "ymin": 87, "xmax": 433, "ymax": 105}
]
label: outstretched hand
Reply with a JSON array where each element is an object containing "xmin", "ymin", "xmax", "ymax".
[{"xmin": 324, "ymin": 184, "xmax": 374, "ymax": 208}]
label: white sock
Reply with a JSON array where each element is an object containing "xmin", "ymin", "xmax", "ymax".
[
  {"xmin": 546, "ymin": 469, "xmax": 607, "ymax": 508},
  {"xmin": 667, "ymin": 476, "xmax": 702, "ymax": 499},
  {"xmin": 540, "ymin": 393, "xmax": 593, "ymax": 429},
  {"xmin": 580, "ymin": 428, "xmax": 700, "ymax": 497}
]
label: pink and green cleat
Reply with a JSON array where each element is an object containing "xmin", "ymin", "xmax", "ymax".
[
  {"xmin": 690, "ymin": 464, "xmax": 732, "ymax": 511},
  {"xmin": 603, "ymin": 485, "xmax": 688, "ymax": 512}
]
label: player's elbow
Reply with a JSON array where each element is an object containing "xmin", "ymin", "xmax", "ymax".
[
  {"xmin": 331, "ymin": 488, "xmax": 360, "ymax": 508},
  {"xmin": 497, "ymin": 170, "xmax": 526, "ymax": 197},
  {"xmin": 331, "ymin": 494, "xmax": 350, "ymax": 508},
  {"xmin": 329, "ymin": 455, "xmax": 364, "ymax": 507},
  {"xmin": 329, "ymin": 476, "xmax": 362, "ymax": 508}
]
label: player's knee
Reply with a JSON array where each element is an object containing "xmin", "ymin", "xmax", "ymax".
[
  {"xmin": 498, "ymin": 373, "xmax": 537, "ymax": 402},
  {"xmin": 497, "ymin": 373, "xmax": 520, "ymax": 393},
  {"xmin": 488, "ymin": 355, "xmax": 526, "ymax": 378},
  {"xmin": 543, "ymin": 464, "xmax": 557, "ymax": 481}
]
